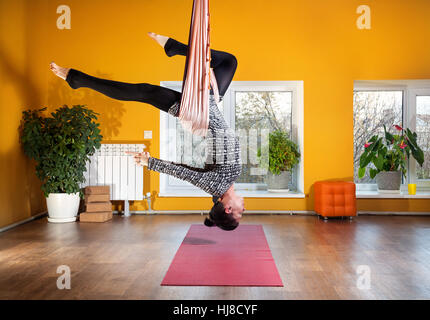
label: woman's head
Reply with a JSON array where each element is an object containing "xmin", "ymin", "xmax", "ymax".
[
  {"xmin": 204, "ymin": 201, "xmax": 239, "ymax": 231},
  {"xmin": 221, "ymin": 192, "xmax": 245, "ymax": 219}
]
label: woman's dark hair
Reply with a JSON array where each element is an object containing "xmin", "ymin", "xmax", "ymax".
[{"xmin": 204, "ymin": 201, "xmax": 239, "ymax": 231}]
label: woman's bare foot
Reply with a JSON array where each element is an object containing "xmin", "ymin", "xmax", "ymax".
[
  {"xmin": 148, "ymin": 32, "xmax": 169, "ymax": 48},
  {"xmin": 50, "ymin": 62, "xmax": 70, "ymax": 80}
]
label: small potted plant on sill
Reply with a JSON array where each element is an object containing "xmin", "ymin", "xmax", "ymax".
[
  {"xmin": 20, "ymin": 105, "xmax": 102, "ymax": 223},
  {"xmin": 257, "ymin": 129, "xmax": 301, "ymax": 192},
  {"xmin": 358, "ymin": 124, "xmax": 424, "ymax": 193}
]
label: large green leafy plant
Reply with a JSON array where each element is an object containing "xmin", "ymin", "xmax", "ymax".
[
  {"xmin": 257, "ymin": 130, "xmax": 301, "ymax": 175},
  {"xmin": 358, "ymin": 124, "xmax": 424, "ymax": 180},
  {"xmin": 20, "ymin": 105, "xmax": 102, "ymax": 198}
]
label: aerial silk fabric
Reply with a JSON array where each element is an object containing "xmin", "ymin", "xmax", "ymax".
[{"xmin": 179, "ymin": 0, "xmax": 220, "ymax": 137}]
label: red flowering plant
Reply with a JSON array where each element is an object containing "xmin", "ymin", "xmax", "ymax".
[{"xmin": 358, "ymin": 124, "xmax": 424, "ymax": 180}]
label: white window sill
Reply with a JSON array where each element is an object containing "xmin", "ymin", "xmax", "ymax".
[
  {"xmin": 237, "ymin": 190, "xmax": 305, "ymax": 198},
  {"xmin": 158, "ymin": 190, "xmax": 305, "ymax": 198},
  {"xmin": 158, "ymin": 190, "xmax": 429, "ymax": 199},
  {"xmin": 356, "ymin": 191, "xmax": 430, "ymax": 199}
]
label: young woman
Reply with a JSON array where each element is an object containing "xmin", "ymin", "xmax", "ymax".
[{"xmin": 50, "ymin": 32, "xmax": 245, "ymax": 230}]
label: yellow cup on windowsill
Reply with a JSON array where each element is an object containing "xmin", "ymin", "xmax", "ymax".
[{"xmin": 408, "ymin": 183, "xmax": 417, "ymax": 195}]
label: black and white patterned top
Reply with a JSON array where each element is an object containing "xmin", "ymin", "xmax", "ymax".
[{"xmin": 147, "ymin": 94, "xmax": 242, "ymax": 197}]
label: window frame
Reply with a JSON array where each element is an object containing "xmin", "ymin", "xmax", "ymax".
[
  {"xmin": 223, "ymin": 81, "xmax": 303, "ymax": 192},
  {"xmin": 354, "ymin": 80, "xmax": 430, "ymax": 191},
  {"xmin": 159, "ymin": 80, "xmax": 304, "ymax": 197},
  {"xmin": 408, "ymin": 88, "xmax": 430, "ymax": 187}
]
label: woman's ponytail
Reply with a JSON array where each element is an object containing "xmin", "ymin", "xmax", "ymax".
[{"xmin": 204, "ymin": 217, "xmax": 215, "ymax": 227}]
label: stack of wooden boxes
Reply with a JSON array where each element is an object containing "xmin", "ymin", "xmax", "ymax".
[{"xmin": 79, "ymin": 186, "xmax": 113, "ymax": 222}]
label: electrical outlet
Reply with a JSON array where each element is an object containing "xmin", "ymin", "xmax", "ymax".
[{"xmin": 144, "ymin": 131, "xmax": 152, "ymax": 139}]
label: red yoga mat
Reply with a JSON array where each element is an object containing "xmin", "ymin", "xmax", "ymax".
[{"xmin": 161, "ymin": 224, "xmax": 283, "ymax": 287}]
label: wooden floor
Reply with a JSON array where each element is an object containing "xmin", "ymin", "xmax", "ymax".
[{"xmin": 0, "ymin": 214, "xmax": 429, "ymax": 300}]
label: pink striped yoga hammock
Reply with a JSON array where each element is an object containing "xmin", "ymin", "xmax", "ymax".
[{"xmin": 179, "ymin": 0, "xmax": 220, "ymax": 137}]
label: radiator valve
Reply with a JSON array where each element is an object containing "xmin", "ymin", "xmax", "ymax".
[{"xmin": 144, "ymin": 192, "xmax": 153, "ymax": 212}]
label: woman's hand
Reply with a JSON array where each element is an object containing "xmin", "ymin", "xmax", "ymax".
[{"xmin": 125, "ymin": 151, "xmax": 150, "ymax": 166}]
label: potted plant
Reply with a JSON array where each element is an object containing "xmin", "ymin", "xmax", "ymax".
[
  {"xmin": 257, "ymin": 130, "xmax": 301, "ymax": 191},
  {"xmin": 358, "ymin": 124, "xmax": 424, "ymax": 193},
  {"xmin": 20, "ymin": 105, "xmax": 102, "ymax": 222}
]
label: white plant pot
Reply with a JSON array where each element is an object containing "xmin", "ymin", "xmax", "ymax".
[
  {"xmin": 376, "ymin": 171, "xmax": 401, "ymax": 194},
  {"xmin": 46, "ymin": 192, "xmax": 80, "ymax": 223},
  {"xmin": 266, "ymin": 171, "xmax": 290, "ymax": 192}
]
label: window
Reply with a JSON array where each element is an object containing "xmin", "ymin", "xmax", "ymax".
[
  {"xmin": 233, "ymin": 91, "xmax": 292, "ymax": 185},
  {"xmin": 416, "ymin": 95, "xmax": 430, "ymax": 180},
  {"xmin": 159, "ymin": 81, "xmax": 304, "ymax": 196},
  {"xmin": 353, "ymin": 81, "xmax": 430, "ymax": 191},
  {"xmin": 409, "ymin": 89, "xmax": 430, "ymax": 185},
  {"xmin": 353, "ymin": 90, "xmax": 404, "ymax": 184}
]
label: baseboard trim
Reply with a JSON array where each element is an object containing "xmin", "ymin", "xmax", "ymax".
[
  {"xmin": 113, "ymin": 210, "xmax": 317, "ymax": 215},
  {"xmin": 357, "ymin": 211, "xmax": 430, "ymax": 215},
  {"xmin": 0, "ymin": 211, "xmax": 48, "ymax": 233},
  {"xmin": 2, "ymin": 209, "xmax": 429, "ymax": 233},
  {"xmin": 114, "ymin": 210, "xmax": 430, "ymax": 216}
]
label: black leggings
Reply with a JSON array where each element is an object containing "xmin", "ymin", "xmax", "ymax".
[{"xmin": 65, "ymin": 37, "xmax": 238, "ymax": 113}]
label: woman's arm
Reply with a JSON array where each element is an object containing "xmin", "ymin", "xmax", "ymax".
[
  {"xmin": 127, "ymin": 151, "xmax": 212, "ymax": 183},
  {"xmin": 147, "ymin": 156, "xmax": 211, "ymax": 183},
  {"xmin": 126, "ymin": 150, "xmax": 238, "ymax": 197},
  {"xmin": 147, "ymin": 156, "xmax": 239, "ymax": 198}
]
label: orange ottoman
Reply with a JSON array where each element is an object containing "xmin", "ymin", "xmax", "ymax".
[{"xmin": 314, "ymin": 181, "xmax": 357, "ymax": 220}]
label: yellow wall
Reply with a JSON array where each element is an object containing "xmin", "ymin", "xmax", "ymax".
[
  {"xmin": 0, "ymin": 0, "xmax": 47, "ymax": 228},
  {"xmin": 1, "ymin": 0, "xmax": 429, "ymax": 228}
]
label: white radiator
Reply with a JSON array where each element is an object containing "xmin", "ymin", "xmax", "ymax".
[{"xmin": 80, "ymin": 144, "xmax": 146, "ymax": 215}]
